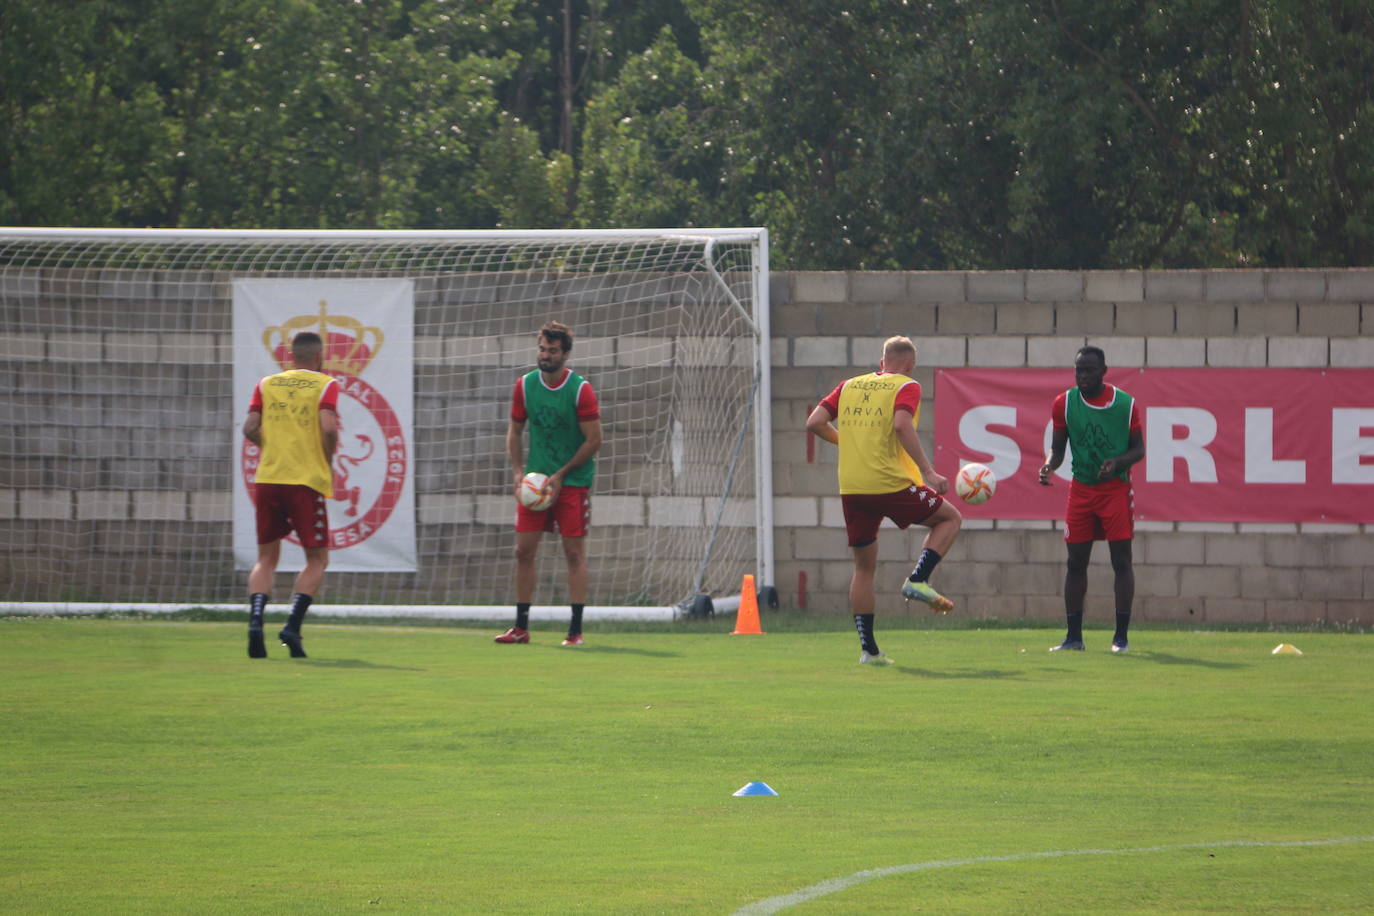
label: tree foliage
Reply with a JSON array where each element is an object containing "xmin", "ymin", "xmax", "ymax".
[{"xmin": 1, "ymin": 0, "xmax": 1369, "ymax": 267}]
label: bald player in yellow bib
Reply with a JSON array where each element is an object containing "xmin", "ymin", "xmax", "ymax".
[{"xmin": 806, "ymin": 336, "xmax": 963, "ymax": 664}]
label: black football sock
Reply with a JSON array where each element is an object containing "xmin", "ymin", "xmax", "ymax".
[
  {"xmin": 853, "ymin": 614, "xmax": 880, "ymax": 655},
  {"xmin": 908, "ymin": 548, "xmax": 943, "ymax": 583},
  {"xmin": 516, "ymin": 602, "xmax": 531, "ymax": 630},
  {"xmin": 568, "ymin": 603, "xmax": 584, "ymax": 637},
  {"xmin": 1113, "ymin": 611, "xmax": 1131, "ymax": 644},
  {"xmin": 1066, "ymin": 611, "xmax": 1084, "ymax": 643},
  {"xmin": 248, "ymin": 593, "xmax": 269, "ymax": 658},
  {"xmin": 249, "ymin": 593, "xmax": 268, "ymax": 630},
  {"xmin": 285, "ymin": 593, "xmax": 312, "ymax": 634}
]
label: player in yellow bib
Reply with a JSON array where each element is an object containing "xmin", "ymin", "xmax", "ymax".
[
  {"xmin": 242, "ymin": 331, "xmax": 339, "ymax": 659},
  {"xmin": 807, "ymin": 336, "xmax": 963, "ymax": 665}
]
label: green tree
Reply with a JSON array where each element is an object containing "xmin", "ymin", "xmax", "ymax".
[
  {"xmin": 0, "ymin": 0, "xmax": 181, "ymax": 225},
  {"xmin": 474, "ymin": 114, "xmax": 572, "ymax": 228},
  {"xmin": 575, "ymin": 27, "xmax": 717, "ymax": 228},
  {"xmin": 1220, "ymin": 0, "xmax": 1374, "ymax": 265},
  {"xmin": 180, "ymin": 0, "xmax": 513, "ymax": 229},
  {"xmin": 2, "ymin": 0, "xmax": 1369, "ymax": 267}
]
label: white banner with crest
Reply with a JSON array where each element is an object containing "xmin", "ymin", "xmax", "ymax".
[{"xmin": 232, "ymin": 279, "xmax": 417, "ymax": 572}]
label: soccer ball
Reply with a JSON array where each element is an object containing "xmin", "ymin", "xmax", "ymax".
[
  {"xmin": 516, "ymin": 472, "xmax": 554, "ymax": 511},
  {"xmin": 955, "ymin": 463, "xmax": 996, "ymax": 505}
]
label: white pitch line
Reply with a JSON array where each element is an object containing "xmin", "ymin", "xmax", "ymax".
[{"xmin": 731, "ymin": 835, "xmax": 1374, "ymax": 915}]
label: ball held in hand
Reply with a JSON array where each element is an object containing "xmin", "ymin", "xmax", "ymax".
[{"xmin": 517, "ymin": 472, "xmax": 555, "ymax": 511}]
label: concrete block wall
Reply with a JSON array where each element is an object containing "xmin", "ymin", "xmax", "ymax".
[
  {"xmin": 3, "ymin": 259, "xmax": 1372, "ymax": 624},
  {"xmin": 770, "ymin": 269, "xmax": 1374, "ymax": 628}
]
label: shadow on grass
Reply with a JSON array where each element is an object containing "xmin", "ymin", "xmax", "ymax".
[
  {"xmin": 295, "ymin": 658, "xmax": 428, "ymax": 671},
  {"xmin": 571, "ymin": 644, "xmax": 683, "ymax": 658},
  {"xmin": 894, "ymin": 666, "xmax": 1027, "ymax": 680},
  {"xmin": 1123, "ymin": 651, "xmax": 1249, "ymax": 669}
]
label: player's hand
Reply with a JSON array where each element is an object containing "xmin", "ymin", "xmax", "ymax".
[
  {"xmin": 926, "ymin": 471, "xmax": 949, "ymax": 495},
  {"xmin": 1038, "ymin": 464, "xmax": 1053, "ymax": 486},
  {"xmin": 1098, "ymin": 459, "xmax": 1118, "ymax": 480}
]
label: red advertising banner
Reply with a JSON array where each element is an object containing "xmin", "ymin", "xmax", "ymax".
[{"xmin": 933, "ymin": 369, "xmax": 1374, "ymax": 524}]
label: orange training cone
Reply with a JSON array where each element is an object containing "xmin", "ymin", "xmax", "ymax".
[{"xmin": 731, "ymin": 574, "xmax": 764, "ymax": 635}]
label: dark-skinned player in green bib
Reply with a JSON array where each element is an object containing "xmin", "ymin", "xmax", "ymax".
[
  {"xmin": 496, "ymin": 322, "xmax": 603, "ymax": 646},
  {"xmin": 1038, "ymin": 346, "xmax": 1145, "ymax": 653}
]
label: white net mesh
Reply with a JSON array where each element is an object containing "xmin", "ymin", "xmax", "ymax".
[{"xmin": 0, "ymin": 229, "xmax": 767, "ymax": 611}]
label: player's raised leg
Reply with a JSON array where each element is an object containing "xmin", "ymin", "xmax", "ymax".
[{"xmin": 901, "ymin": 500, "xmax": 959, "ymax": 613}]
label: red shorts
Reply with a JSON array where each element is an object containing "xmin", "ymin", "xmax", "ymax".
[
  {"xmin": 1064, "ymin": 477, "xmax": 1134, "ymax": 543},
  {"xmin": 254, "ymin": 483, "xmax": 330, "ymax": 548},
  {"xmin": 515, "ymin": 485, "xmax": 590, "ymax": 537},
  {"xmin": 840, "ymin": 485, "xmax": 944, "ymax": 547}
]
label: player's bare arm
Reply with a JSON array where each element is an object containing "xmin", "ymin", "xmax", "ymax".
[
  {"xmin": 1039, "ymin": 427, "xmax": 1069, "ymax": 485},
  {"xmin": 894, "ymin": 408, "xmax": 947, "ymax": 494},
  {"xmin": 319, "ymin": 407, "xmax": 339, "ymax": 460},
  {"xmin": 804, "ymin": 403, "xmax": 839, "ymax": 444},
  {"xmin": 243, "ymin": 411, "xmax": 263, "ymax": 447},
  {"xmin": 1098, "ymin": 429, "xmax": 1145, "ymax": 480},
  {"xmin": 506, "ymin": 419, "xmax": 527, "ymax": 495},
  {"xmin": 548, "ymin": 417, "xmax": 603, "ymax": 496}
]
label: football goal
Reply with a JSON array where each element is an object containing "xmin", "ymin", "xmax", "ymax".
[{"xmin": 0, "ymin": 228, "xmax": 773, "ymax": 621}]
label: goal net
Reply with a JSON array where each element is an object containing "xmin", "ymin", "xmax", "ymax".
[{"xmin": 0, "ymin": 228, "xmax": 773, "ymax": 620}]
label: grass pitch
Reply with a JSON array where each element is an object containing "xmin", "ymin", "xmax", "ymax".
[{"xmin": 2, "ymin": 618, "xmax": 1371, "ymax": 914}]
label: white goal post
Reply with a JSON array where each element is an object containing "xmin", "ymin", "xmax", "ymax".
[{"xmin": 0, "ymin": 227, "xmax": 773, "ymax": 621}]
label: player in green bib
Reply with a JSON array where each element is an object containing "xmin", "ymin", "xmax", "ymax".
[
  {"xmin": 496, "ymin": 321, "xmax": 603, "ymax": 646},
  {"xmin": 1038, "ymin": 346, "xmax": 1145, "ymax": 653}
]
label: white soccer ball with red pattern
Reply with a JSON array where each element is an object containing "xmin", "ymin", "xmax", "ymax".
[
  {"xmin": 955, "ymin": 463, "xmax": 996, "ymax": 505},
  {"xmin": 517, "ymin": 472, "xmax": 555, "ymax": 511}
]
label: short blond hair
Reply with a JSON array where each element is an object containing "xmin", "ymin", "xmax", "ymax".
[{"xmin": 882, "ymin": 335, "xmax": 916, "ymax": 363}]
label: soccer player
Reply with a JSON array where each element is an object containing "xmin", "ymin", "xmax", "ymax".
[
  {"xmin": 1038, "ymin": 345, "xmax": 1145, "ymax": 653},
  {"xmin": 805, "ymin": 335, "xmax": 963, "ymax": 665},
  {"xmin": 242, "ymin": 331, "xmax": 339, "ymax": 659},
  {"xmin": 496, "ymin": 321, "xmax": 603, "ymax": 646}
]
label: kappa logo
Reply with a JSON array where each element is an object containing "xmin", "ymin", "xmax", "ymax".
[
  {"xmin": 267, "ymin": 376, "xmax": 321, "ymax": 391},
  {"xmin": 1082, "ymin": 420, "xmax": 1116, "ymax": 454},
  {"xmin": 533, "ymin": 403, "xmax": 576, "ymax": 432},
  {"xmin": 908, "ymin": 485, "xmax": 936, "ymax": 506}
]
